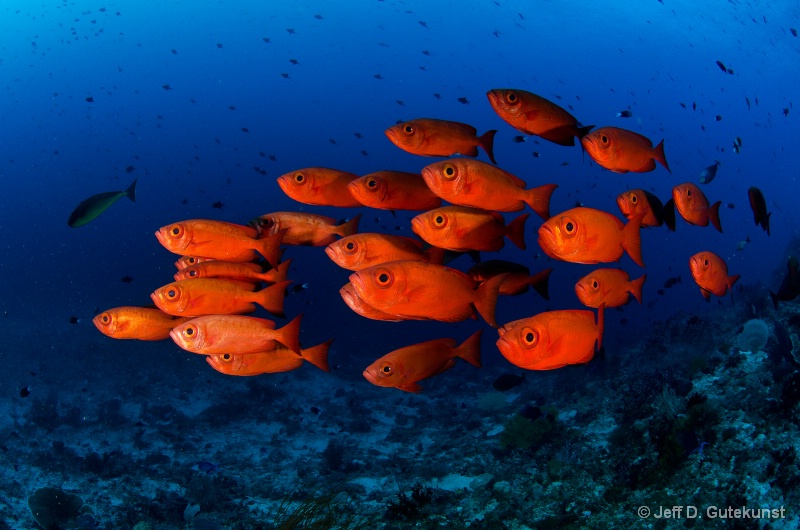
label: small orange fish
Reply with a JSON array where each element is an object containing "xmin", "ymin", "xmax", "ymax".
[
  {"xmin": 421, "ymin": 158, "xmax": 557, "ymax": 219},
  {"xmin": 325, "ymin": 233, "xmax": 444, "ymax": 271},
  {"xmin": 537, "ymin": 207, "xmax": 644, "ymax": 267},
  {"xmin": 689, "ymin": 251, "xmax": 740, "ymax": 300},
  {"xmin": 347, "ymin": 171, "xmax": 441, "ymax": 211},
  {"xmin": 575, "ymin": 268, "xmax": 646, "ymax": 308},
  {"xmin": 384, "ymin": 118, "xmax": 497, "ymax": 164},
  {"xmin": 156, "ymin": 219, "xmax": 283, "ymax": 268},
  {"xmin": 411, "ymin": 206, "xmax": 528, "ymax": 252},
  {"xmin": 252, "ymin": 212, "xmax": 361, "ymax": 246},
  {"xmin": 175, "ymin": 259, "xmax": 291, "ymax": 284},
  {"xmin": 468, "ymin": 260, "xmax": 552, "ymax": 299},
  {"xmin": 616, "ymin": 189, "xmax": 664, "ymax": 228},
  {"xmin": 581, "ymin": 127, "xmax": 670, "ymax": 173},
  {"xmin": 363, "ymin": 330, "xmax": 482, "ymax": 392},
  {"xmin": 496, "ymin": 307, "xmax": 604, "ymax": 370},
  {"xmin": 339, "ymin": 282, "xmax": 422, "ymax": 321},
  {"xmin": 93, "ymin": 306, "xmax": 191, "ymax": 340},
  {"xmin": 170, "ymin": 314, "xmax": 302, "ymax": 355},
  {"xmin": 206, "ymin": 340, "xmax": 332, "ymax": 376},
  {"xmin": 486, "ymin": 88, "xmax": 593, "ymax": 146},
  {"xmin": 151, "ymin": 278, "xmax": 291, "ymax": 317},
  {"xmin": 175, "ymin": 256, "xmax": 215, "ymax": 270},
  {"xmin": 277, "ymin": 167, "xmax": 362, "ymax": 207},
  {"xmin": 666, "ymin": 183, "xmax": 722, "ymax": 232}
]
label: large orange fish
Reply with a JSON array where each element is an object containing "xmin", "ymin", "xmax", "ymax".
[
  {"xmin": 496, "ymin": 307, "xmax": 604, "ymax": 370},
  {"xmin": 468, "ymin": 260, "xmax": 552, "ymax": 299},
  {"xmin": 616, "ymin": 189, "xmax": 664, "ymax": 228},
  {"xmin": 170, "ymin": 314, "xmax": 302, "ymax": 355},
  {"xmin": 339, "ymin": 282, "xmax": 419, "ymax": 322},
  {"xmin": 347, "ymin": 171, "xmax": 441, "ymax": 211},
  {"xmin": 363, "ymin": 330, "xmax": 482, "ymax": 392},
  {"xmin": 665, "ymin": 183, "xmax": 722, "ymax": 232},
  {"xmin": 252, "ymin": 212, "xmax": 361, "ymax": 246},
  {"xmin": 93, "ymin": 306, "xmax": 191, "ymax": 341},
  {"xmin": 174, "ymin": 259, "xmax": 291, "ymax": 285},
  {"xmin": 206, "ymin": 340, "xmax": 332, "ymax": 376},
  {"xmin": 384, "ymin": 118, "xmax": 497, "ymax": 164},
  {"xmin": 575, "ymin": 268, "xmax": 646, "ymax": 308},
  {"xmin": 689, "ymin": 251, "xmax": 740, "ymax": 300},
  {"xmin": 151, "ymin": 279, "xmax": 291, "ymax": 317},
  {"xmin": 277, "ymin": 167, "xmax": 362, "ymax": 207},
  {"xmin": 486, "ymin": 88, "xmax": 593, "ymax": 146},
  {"xmin": 349, "ymin": 260, "xmax": 506, "ymax": 326},
  {"xmin": 325, "ymin": 233, "xmax": 444, "ymax": 271},
  {"xmin": 421, "ymin": 158, "xmax": 557, "ymax": 220},
  {"xmin": 411, "ymin": 206, "xmax": 528, "ymax": 252},
  {"xmin": 581, "ymin": 127, "xmax": 670, "ymax": 173},
  {"xmin": 156, "ymin": 219, "xmax": 283, "ymax": 268},
  {"xmin": 537, "ymin": 207, "xmax": 644, "ymax": 267}
]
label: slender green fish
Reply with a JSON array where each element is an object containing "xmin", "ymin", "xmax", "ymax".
[{"xmin": 68, "ymin": 179, "xmax": 137, "ymax": 228}]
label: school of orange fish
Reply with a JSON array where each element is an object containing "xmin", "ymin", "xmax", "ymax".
[{"xmin": 93, "ymin": 88, "xmax": 773, "ymax": 392}]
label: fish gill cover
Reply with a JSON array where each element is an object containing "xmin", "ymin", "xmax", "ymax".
[{"xmin": 0, "ymin": 0, "xmax": 799, "ymax": 528}]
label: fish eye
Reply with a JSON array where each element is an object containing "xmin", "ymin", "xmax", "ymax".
[
  {"xmin": 188, "ymin": 257, "xmax": 197, "ymax": 264},
  {"xmin": 442, "ymin": 163, "xmax": 457, "ymax": 180},
  {"xmin": 367, "ymin": 178, "xmax": 378, "ymax": 189},
  {"xmin": 402, "ymin": 123, "xmax": 415, "ymax": 135},
  {"xmin": 433, "ymin": 214, "xmax": 447, "ymax": 227},
  {"xmin": 101, "ymin": 314, "xmax": 110, "ymax": 323},
  {"xmin": 170, "ymin": 225, "xmax": 183, "ymax": 237},
  {"xmin": 184, "ymin": 326, "xmax": 196, "ymax": 338},
  {"xmin": 600, "ymin": 135, "xmax": 609, "ymax": 144},
  {"xmin": 222, "ymin": 353, "xmax": 233, "ymax": 362},
  {"xmin": 630, "ymin": 194, "xmax": 638, "ymax": 204},
  {"xmin": 374, "ymin": 269, "xmax": 394, "ymax": 287},
  {"xmin": 521, "ymin": 327, "xmax": 537, "ymax": 347},
  {"xmin": 167, "ymin": 288, "xmax": 177, "ymax": 299},
  {"xmin": 189, "ymin": 270, "xmax": 198, "ymax": 277},
  {"xmin": 293, "ymin": 172, "xmax": 305, "ymax": 184},
  {"xmin": 380, "ymin": 363, "xmax": 393, "ymax": 376},
  {"xmin": 592, "ymin": 280, "xmax": 599, "ymax": 289},
  {"xmin": 505, "ymin": 91, "xmax": 518, "ymax": 104},
  {"xmin": 345, "ymin": 241, "xmax": 355, "ymax": 251},
  {"xmin": 562, "ymin": 217, "xmax": 577, "ymax": 236},
  {"xmin": 704, "ymin": 259, "xmax": 709, "ymax": 267}
]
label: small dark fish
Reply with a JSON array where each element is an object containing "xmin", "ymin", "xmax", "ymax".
[
  {"xmin": 281, "ymin": 73, "xmax": 290, "ymax": 79},
  {"xmin": 617, "ymin": 110, "xmax": 633, "ymax": 118},
  {"xmin": 120, "ymin": 276, "xmax": 133, "ymax": 283},
  {"xmin": 241, "ymin": 127, "xmax": 249, "ymax": 133},
  {"xmin": 418, "ymin": 21, "xmax": 428, "ymax": 28},
  {"xmin": 727, "ymin": 68, "xmax": 734, "ymax": 75},
  {"xmin": 619, "ymin": 317, "xmax": 629, "ymax": 325},
  {"xmin": 216, "ymin": 43, "xmax": 223, "ymax": 48},
  {"xmin": 170, "ymin": 49, "xmax": 178, "ymax": 55},
  {"xmin": 679, "ymin": 102, "xmax": 686, "ymax": 109},
  {"xmin": 269, "ymin": 155, "xmax": 276, "ymax": 161},
  {"xmin": 228, "ymin": 105, "xmax": 236, "ymax": 110},
  {"xmin": 196, "ymin": 461, "xmax": 218, "ymax": 473},
  {"xmin": 735, "ymin": 237, "xmax": 751, "ymax": 251},
  {"xmin": 212, "ymin": 201, "xmax": 224, "ymax": 209},
  {"xmin": 745, "ymin": 97, "xmax": 751, "ymax": 110},
  {"xmin": 422, "ymin": 50, "xmax": 430, "ymax": 56},
  {"xmin": 512, "ymin": 135, "xmax": 527, "ymax": 143},
  {"xmin": 314, "ymin": 14, "xmax": 323, "ymax": 20},
  {"xmin": 262, "ymin": 37, "xmax": 270, "ymax": 43},
  {"xmin": 125, "ymin": 165, "xmax": 135, "ymax": 173},
  {"xmin": 329, "ymin": 138, "xmax": 336, "ymax": 145},
  {"xmin": 715, "ymin": 60, "xmax": 727, "ymax": 72},
  {"xmin": 68, "ymin": 179, "xmax": 137, "ymax": 228},
  {"xmin": 69, "ymin": 316, "xmax": 80, "ymax": 324},
  {"xmin": 286, "ymin": 28, "xmax": 295, "ymax": 34},
  {"xmin": 373, "ymin": 73, "xmax": 383, "ymax": 80},
  {"xmin": 361, "ymin": 150, "xmax": 368, "ymax": 157},
  {"xmin": 85, "ymin": 96, "xmax": 94, "ymax": 103},
  {"xmin": 291, "ymin": 283, "xmax": 310, "ymax": 294},
  {"xmin": 353, "ymin": 132, "xmax": 363, "ymax": 139},
  {"xmin": 433, "ymin": 93, "xmax": 441, "ymax": 99},
  {"xmin": 770, "ymin": 256, "xmax": 800, "ymax": 308},
  {"xmin": 532, "ymin": 152, "xmax": 540, "ymax": 158},
  {"xmin": 726, "ymin": 203, "xmax": 735, "ymax": 209},
  {"xmin": 715, "ymin": 115, "xmax": 722, "ymax": 121},
  {"xmin": 784, "ymin": 108, "xmax": 790, "ymax": 116},
  {"xmin": 162, "ymin": 84, "xmax": 171, "ymax": 91},
  {"xmin": 663, "ymin": 275, "xmax": 682, "ymax": 288},
  {"xmin": 20, "ymin": 386, "xmax": 31, "ymax": 398},
  {"xmin": 748, "ymin": 187, "xmax": 771, "ymax": 235},
  {"xmin": 289, "ymin": 59, "xmax": 299, "ymax": 65},
  {"xmin": 457, "ymin": 97, "xmax": 469, "ymax": 104},
  {"xmin": 492, "ymin": 373, "xmax": 525, "ymax": 392},
  {"xmin": 698, "ymin": 161, "xmax": 721, "ymax": 184},
  {"xmin": 791, "ymin": 28, "xmax": 798, "ymax": 37}
]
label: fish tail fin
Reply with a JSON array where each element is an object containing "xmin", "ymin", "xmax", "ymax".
[
  {"xmin": 126, "ymin": 178, "xmax": 138, "ymax": 203},
  {"xmin": 708, "ymin": 201, "xmax": 723, "ymax": 232},
  {"xmin": 479, "ymin": 129, "xmax": 498, "ymax": 164},
  {"xmin": 255, "ymin": 229, "xmax": 286, "ymax": 269},
  {"xmin": 729, "ymin": 274, "xmax": 741, "ymax": 291},
  {"xmin": 654, "ymin": 139, "xmax": 670, "ymax": 173},
  {"xmin": 529, "ymin": 268, "xmax": 552, "ymax": 300},
  {"xmin": 506, "ymin": 213, "xmax": 529, "ymax": 250},
  {"xmin": 300, "ymin": 338, "xmax": 332, "ymax": 372},
  {"xmin": 424, "ymin": 246, "xmax": 447, "ymax": 265},
  {"xmin": 596, "ymin": 304, "xmax": 605, "ymax": 352},
  {"xmin": 576, "ymin": 124, "xmax": 595, "ymax": 139},
  {"xmin": 275, "ymin": 313, "xmax": 303, "ymax": 354},
  {"xmin": 256, "ymin": 280, "xmax": 291, "ymax": 318},
  {"xmin": 770, "ymin": 291, "xmax": 779, "ymax": 310},
  {"xmin": 630, "ymin": 274, "xmax": 647, "ymax": 304},
  {"xmin": 525, "ymin": 183, "xmax": 558, "ymax": 221},
  {"xmin": 474, "ymin": 272, "xmax": 507, "ymax": 328},
  {"xmin": 622, "ymin": 214, "xmax": 645, "ymax": 267},
  {"xmin": 455, "ymin": 329, "xmax": 483, "ymax": 367},
  {"xmin": 267, "ymin": 258, "xmax": 292, "ymax": 284},
  {"xmin": 338, "ymin": 214, "xmax": 362, "ymax": 238},
  {"xmin": 663, "ymin": 198, "xmax": 677, "ymax": 231}
]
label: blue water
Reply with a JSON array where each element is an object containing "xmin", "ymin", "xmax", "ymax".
[{"xmin": 1, "ymin": 1, "xmax": 799, "ymax": 528}]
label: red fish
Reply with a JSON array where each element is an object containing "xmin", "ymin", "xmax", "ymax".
[
  {"xmin": 252, "ymin": 212, "xmax": 361, "ymax": 246},
  {"xmin": 174, "ymin": 259, "xmax": 291, "ymax": 285},
  {"xmin": 411, "ymin": 206, "xmax": 528, "ymax": 252},
  {"xmin": 277, "ymin": 167, "xmax": 362, "ymax": 207},
  {"xmin": 537, "ymin": 207, "xmax": 644, "ymax": 267},
  {"xmin": 747, "ymin": 187, "xmax": 771, "ymax": 236},
  {"xmin": 170, "ymin": 314, "xmax": 302, "ymax": 355},
  {"xmin": 93, "ymin": 306, "xmax": 191, "ymax": 341},
  {"xmin": 666, "ymin": 183, "xmax": 722, "ymax": 232},
  {"xmin": 151, "ymin": 279, "xmax": 291, "ymax": 317},
  {"xmin": 421, "ymin": 158, "xmax": 557, "ymax": 219},
  {"xmin": 496, "ymin": 307, "xmax": 604, "ymax": 370},
  {"xmin": 206, "ymin": 340, "xmax": 332, "ymax": 376},
  {"xmin": 468, "ymin": 260, "xmax": 552, "ymax": 299},
  {"xmin": 689, "ymin": 251, "xmax": 740, "ymax": 300},
  {"xmin": 326, "ymin": 233, "xmax": 444, "ymax": 271},
  {"xmin": 347, "ymin": 171, "xmax": 441, "ymax": 211},
  {"xmin": 339, "ymin": 282, "xmax": 420, "ymax": 322},
  {"xmin": 486, "ymin": 88, "xmax": 593, "ymax": 146},
  {"xmin": 581, "ymin": 127, "xmax": 670, "ymax": 173},
  {"xmin": 363, "ymin": 330, "xmax": 482, "ymax": 392},
  {"xmin": 384, "ymin": 118, "xmax": 497, "ymax": 164},
  {"xmin": 616, "ymin": 189, "xmax": 664, "ymax": 228},
  {"xmin": 575, "ymin": 268, "xmax": 646, "ymax": 308}
]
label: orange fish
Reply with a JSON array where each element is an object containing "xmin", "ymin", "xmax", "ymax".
[
  {"xmin": 689, "ymin": 251, "xmax": 740, "ymax": 300},
  {"xmin": 363, "ymin": 330, "xmax": 482, "ymax": 392},
  {"xmin": 339, "ymin": 282, "xmax": 421, "ymax": 322},
  {"xmin": 325, "ymin": 233, "xmax": 444, "ymax": 271},
  {"xmin": 468, "ymin": 260, "xmax": 552, "ymax": 299},
  {"xmin": 496, "ymin": 307, "xmax": 604, "ymax": 370},
  {"xmin": 421, "ymin": 158, "xmax": 557, "ymax": 220},
  {"xmin": 411, "ymin": 206, "xmax": 528, "ymax": 252},
  {"xmin": 277, "ymin": 167, "xmax": 362, "ymax": 207},
  {"xmin": 156, "ymin": 219, "xmax": 283, "ymax": 268},
  {"xmin": 151, "ymin": 278, "xmax": 291, "ymax": 317},
  {"xmin": 174, "ymin": 258, "xmax": 291, "ymax": 285},
  {"xmin": 349, "ymin": 260, "xmax": 506, "ymax": 326},
  {"xmin": 666, "ymin": 183, "xmax": 722, "ymax": 232},
  {"xmin": 93, "ymin": 306, "xmax": 191, "ymax": 341},
  {"xmin": 347, "ymin": 170, "xmax": 441, "ymax": 211},
  {"xmin": 252, "ymin": 212, "xmax": 361, "ymax": 246},
  {"xmin": 170, "ymin": 314, "xmax": 302, "ymax": 355},
  {"xmin": 616, "ymin": 189, "xmax": 664, "ymax": 228},
  {"xmin": 206, "ymin": 340, "xmax": 332, "ymax": 376},
  {"xmin": 486, "ymin": 88, "xmax": 593, "ymax": 146},
  {"xmin": 537, "ymin": 207, "xmax": 644, "ymax": 267},
  {"xmin": 581, "ymin": 127, "xmax": 670, "ymax": 173},
  {"xmin": 384, "ymin": 118, "xmax": 497, "ymax": 164},
  {"xmin": 175, "ymin": 256, "xmax": 215, "ymax": 270},
  {"xmin": 575, "ymin": 268, "xmax": 646, "ymax": 308}
]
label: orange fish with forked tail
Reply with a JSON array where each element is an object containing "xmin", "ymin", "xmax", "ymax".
[
  {"xmin": 347, "ymin": 171, "xmax": 441, "ymax": 211},
  {"xmin": 206, "ymin": 340, "xmax": 332, "ymax": 376},
  {"xmin": 575, "ymin": 268, "xmax": 646, "ymax": 308},
  {"xmin": 421, "ymin": 158, "xmax": 557, "ymax": 220},
  {"xmin": 537, "ymin": 207, "xmax": 644, "ymax": 267},
  {"xmin": 326, "ymin": 233, "xmax": 444, "ymax": 271},
  {"xmin": 251, "ymin": 212, "xmax": 361, "ymax": 246},
  {"xmin": 412, "ymin": 206, "xmax": 528, "ymax": 252},
  {"xmin": 665, "ymin": 183, "xmax": 722, "ymax": 232},
  {"xmin": 689, "ymin": 251, "xmax": 740, "ymax": 300},
  {"xmin": 174, "ymin": 259, "xmax": 291, "ymax": 285},
  {"xmin": 468, "ymin": 260, "xmax": 552, "ymax": 299},
  {"xmin": 616, "ymin": 189, "xmax": 665, "ymax": 228},
  {"xmin": 496, "ymin": 307, "xmax": 604, "ymax": 370},
  {"xmin": 363, "ymin": 330, "xmax": 482, "ymax": 392},
  {"xmin": 93, "ymin": 306, "xmax": 191, "ymax": 341},
  {"xmin": 581, "ymin": 127, "xmax": 670, "ymax": 173},
  {"xmin": 170, "ymin": 314, "xmax": 302, "ymax": 355},
  {"xmin": 151, "ymin": 278, "xmax": 291, "ymax": 317},
  {"xmin": 384, "ymin": 118, "xmax": 497, "ymax": 164},
  {"xmin": 277, "ymin": 167, "xmax": 362, "ymax": 208}
]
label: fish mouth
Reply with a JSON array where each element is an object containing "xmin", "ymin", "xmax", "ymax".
[
  {"xmin": 324, "ymin": 245, "xmax": 338, "ymax": 262},
  {"xmin": 486, "ymin": 90, "xmax": 499, "ymax": 107},
  {"xmin": 276, "ymin": 176, "xmax": 290, "ymax": 193},
  {"xmin": 154, "ymin": 229, "xmax": 166, "ymax": 246},
  {"xmin": 580, "ymin": 135, "xmax": 595, "ymax": 151},
  {"xmin": 410, "ymin": 218, "xmax": 423, "ymax": 236},
  {"xmin": 536, "ymin": 226, "xmax": 557, "ymax": 256},
  {"xmin": 384, "ymin": 128, "xmax": 399, "ymax": 144},
  {"xmin": 339, "ymin": 284, "xmax": 357, "ymax": 307},
  {"xmin": 348, "ymin": 273, "xmax": 368, "ymax": 299},
  {"xmin": 420, "ymin": 166, "xmax": 437, "ymax": 186},
  {"xmin": 168, "ymin": 329, "xmax": 181, "ymax": 345}
]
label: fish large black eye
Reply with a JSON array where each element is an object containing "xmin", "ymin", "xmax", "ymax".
[
  {"xmin": 442, "ymin": 163, "xmax": 457, "ymax": 180},
  {"xmin": 101, "ymin": 315, "xmax": 110, "ymax": 323},
  {"xmin": 374, "ymin": 269, "xmax": 394, "ymax": 287},
  {"xmin": 592, "ymin": 280, "xmax": 599, "ymax": 289},
  {"xmin": 184, "ymin": 326, "xmax": 196, "ymax": 337},
  {"xmin": 167, "ymin": 289, "xmax": 177, "ymax": 298},
  {"xmin": 403, "ymin": 123, "xmax": 415, "ymax": 135},
  {"xmin": 189, "ymin": 270, "xmax": 197, "ymax": 277},
  {"xmin": 630, "ymin": 194, "xmax": 638, "ymax": 204},
  {"xmin": 505, "ymin": 91, "xmax": 518, "ymax": 104},
  {"xmin": 293, "ymin": 172, "xmax": 305, "ymax": 183},
  {"xmin": 188, "ymin": 257, "xmax": 197, "ymax": 264},
  {"xmin": 170, "ymin": 225, "xmax": 183, "ymax": 237},
  {"xmin": 222, "ymin": 353, "xmax": 232, "ymax": 362},
  {"xmin": 686, "ymin": 189, "xmax": 692, "ymax": 198},
  {"xmin": 367, "ymin": 178, "xmax": 378, "ymax": 189},
  {"xmin": 704, "ymin": 259, "xmax": 709, "ymax": 267},
  {"xmin": 345, "ymin": 241, "xmax": 355, "ymax": 251},
  {"xmin": 565, "ymin": 221, "xmax": 575, "ymax": 234},
  {"xmin": 434, "ymin": 214, "xmax": 447, "ymax": 227},
  {"xmin": 600, "ymin": 135, "xmax": 609, "ymax": 144},
  {"xmin": 521, "ymin": 327, "xmax": 537, "ymax": 347},
  {"xmin": 380, "ymin": 363, "xmax": 393, "ymax": 376}
]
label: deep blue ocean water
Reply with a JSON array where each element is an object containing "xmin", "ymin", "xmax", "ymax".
[{"xmin": 1, "ymin": 1, "xmax": 799, "ymax": 528}]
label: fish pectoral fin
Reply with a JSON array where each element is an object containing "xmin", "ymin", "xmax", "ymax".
[
  {"xmin": 397, "ymin": 382, "xmax": 423, "ymax": 393},
  {"xmin": 700, "ymin": 288, "xmax": 711, "ymax": 301}
]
